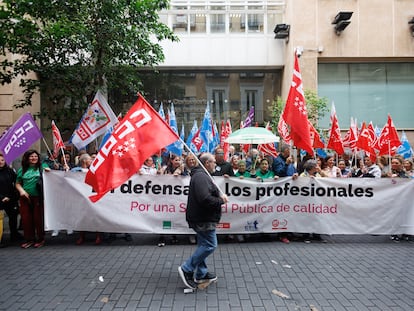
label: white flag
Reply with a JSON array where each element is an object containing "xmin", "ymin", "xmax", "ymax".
[{"xmin": 69, "ymin": 90, "xmax": 118, "ymax": 150}]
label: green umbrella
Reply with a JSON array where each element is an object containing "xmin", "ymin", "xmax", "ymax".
[{"xmin": 225, "ymin": 127, "xmax": 280, "ymax": 144}]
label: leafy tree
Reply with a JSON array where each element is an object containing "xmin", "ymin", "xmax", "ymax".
[
  {"xmin": 0, "ymin": 0, "xmax": 178, "ymax": 127},
  {"xmin": 270, "ymin": 89, "xmax": 328, "ymax": 133}
]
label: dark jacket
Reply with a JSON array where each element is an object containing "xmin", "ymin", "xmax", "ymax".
[
  {"xmin": 186, "ymin": 166, "xmax": 224, "ymax": 226},
  {"xmin": 0, "ymin": 165, "xmax": 18, "ymax": 210},
  {"xmin": 212, "ymin": 160, "xmax": 234, "ymax": 176},
  {"xmin": 272, "ymin": 154, "xmax": 289, "ymax": 176}
]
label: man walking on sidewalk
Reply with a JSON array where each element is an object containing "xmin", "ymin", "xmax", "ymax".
[{"xmin": 178, "ymin": 153, "xmax": 228, "ymax": 289}]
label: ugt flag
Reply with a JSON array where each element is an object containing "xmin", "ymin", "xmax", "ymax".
[
  {"xmin": 0, "ymin": 113, "xmax": 43, "ymax": 164},
  {"xmin": 70, "ymin": 90, "xmax": 118, "ymax": 150},
  {"xmin": 85, "ymin": 94, "xmax": 179, "ymax": 202}
]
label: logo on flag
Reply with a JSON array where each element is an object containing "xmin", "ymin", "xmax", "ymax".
[
  {"xmin": 70, "ymin": 90, "xmax": 118, "ymax": 150},
  {"xmin": 85, "ymin": 94, "xmax": 179, "ymax": 202},
  {"xmin": 0, "ymin": 113, "xmax": 43, "ymax": 164},
  {"xmin": 281, "ymin": 51, "xmax": 313, "ymax": 155}
]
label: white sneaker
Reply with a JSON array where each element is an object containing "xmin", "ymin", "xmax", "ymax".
[
  {"xmin": 66, "ymin": 230, "xmax": 73, "ymax": 235},
  {"xmin": 51, "ymin": 230, "xmax": 59, "ymax": 237}
]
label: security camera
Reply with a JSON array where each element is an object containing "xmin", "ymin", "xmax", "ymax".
[{"xmin": 296, "ymin": 46, "xmax": 304, "ymax": 57}]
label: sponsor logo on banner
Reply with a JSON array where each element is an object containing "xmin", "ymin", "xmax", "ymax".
[
  {"xmin": 244, "ymin": 220, "xmax": 259, "ymax": 232},
  {"xmin": 217, "ymin": 223, "xmax": 230, "ymax": 229},
  {"xmin": 272, "ymin": 219, "xmax": 288, "ymax": 230},
  {"xmin": 162, "ymin": 221, "xmax": 172, "ymax": 229}
]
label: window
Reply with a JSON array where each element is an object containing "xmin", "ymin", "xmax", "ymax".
[
  {"xmin": 210, "ymin": 13, "xmax": 225, "ymax": 33},
  {"xmin": 247, "ymin": 13, "xmax": 263, "ymax": 33},
  {"xmin": 211, "ymin": 89, "xmax": 226, "ymax": 121},
  {"xmin": 230, "ymin": 13, "xmax": 245, "ymax": 33},
  {"xmin": 173, "ymin": 14, "xmax": 188, "ymax": 33},
  {"xmin": 318, "ymin": 63, "xmax": 414, "ymax": 129},
  {"xmin": 190, "ymin": 14, "xmax": 206, "ymax": 33}
]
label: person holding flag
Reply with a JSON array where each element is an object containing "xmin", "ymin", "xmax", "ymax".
[{"xmin": 16, "ymin": 149, "xmax": 50, "ymax": 249}]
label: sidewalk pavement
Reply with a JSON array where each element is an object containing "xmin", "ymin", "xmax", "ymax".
[{"xmin": 1, "ymin": 232, "xmax": 413, "ymax": 311}]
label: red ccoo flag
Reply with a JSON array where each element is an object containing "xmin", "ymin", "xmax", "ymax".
[
  {"xmin": 85, "ymin": 94, "xmax": 179, "ymax": 202},
  {"xmin": 281, "ymin": 52, "xmax": 314, "ymax": 156}
]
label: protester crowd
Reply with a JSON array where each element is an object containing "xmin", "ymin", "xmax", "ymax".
[{"xmin": 1, "ymin": 144, "xmax": 413, "ymax": 249}]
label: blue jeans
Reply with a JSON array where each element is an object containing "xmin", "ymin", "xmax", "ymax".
[{"xmin": 182, "ymin": 229, "xmax": 217, "ymax": 279}]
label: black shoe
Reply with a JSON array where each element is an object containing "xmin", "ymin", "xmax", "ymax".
[
  {"xmin": 391, "ymin": 235, "xmax": 400, "ymax": 242},
  {"xmin": 0, "ymin": 243, "xmax": 7, "ymax": 248},
  {"xmin": 10, "ymin": 232, "xmax": 24, "ymax": 242},
  {"xmin": 178, "ymin": 266, "xmax": 196, "ymax": 289},
  {"xmin": 171, "ymin": 235, "xmax": 178, "ymax": 244},
  {"xmin": 195, "ymin": 272, "xmax": 217, "ymax": 284},
  {"xmin": 158, "ymin": 237, "xmax": 166, "ymax": 247}
]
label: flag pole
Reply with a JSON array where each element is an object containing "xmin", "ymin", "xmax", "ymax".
[
  {"xmin": 179, "ymin": 137, "xmax": 226, "ymax": 197},
  {"xmin": 41, "ymin": 137, "xmax": 59, "ymax": 167},
  {"xmin": 59, "ymin": 146, "xmax": 69, "ymax": 170}
]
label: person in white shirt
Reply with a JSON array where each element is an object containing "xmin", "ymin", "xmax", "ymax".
[
  {"xmin": 139, "ymin": 157, "xmax": 158, "ymax": 175},
  {"xmin": 358, "ymin": 156, "xmax": 381, "ymax": 178}
]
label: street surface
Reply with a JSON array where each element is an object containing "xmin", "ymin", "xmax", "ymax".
[{"xmin": 1, "ymin": 233, "xmax": 413, "ymax": 310}]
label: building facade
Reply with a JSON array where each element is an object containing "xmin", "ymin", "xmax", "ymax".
[{"xmin": 151, "ymin": 0, "xmax": 414, "ymax": 139}]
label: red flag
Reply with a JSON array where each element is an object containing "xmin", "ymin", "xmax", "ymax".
[
  {"xmin": 191, "ymin": 128, "xmax": 204, "ymax": 151},
  {"xmin": 367, "ymin": 122, "xmax": 378, "ymax": 150},
  {"xmin": 220, "ymin": 121, "xmax": 225, "ymax": 147},
  {"xmin": 356, "ymin": 122, "xmax": 376, "ymax": 158},
  {"xmin": 375, "ymin": 115, "xmax": 401, "ymax": 156},
  {"xmin": 257, "ymin": 122, "xmax": 278, "ymax": 157},
  {"xmin": 220, "ymin": 119, "xmax": 232, "ymax": 161},
  {"xmin": 281, "ymin": 52, "xmax": 314, "ymax": 156},
  {"xmin": 326, "ymin": 104, "xmax": 344, "ymax": 155},
  {"xmin": 85, "ymin": 94, "xmax": 179, "ymax": 202},
  {"xmin": 277, "ymin": 115, "xmax": 292, "ymax": 144},
  {"xmin": 308, "ymin": 121, "xmax": 325, "ymax": 149},
  {"xmin": 51, "ymin": 120, "xmax": 65, "ymax": 158},
  {"xmin": 343, "ymin": 117, "xmax": 358, "ymax": 150}
]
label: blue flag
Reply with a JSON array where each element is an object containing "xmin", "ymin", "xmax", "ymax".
[
  {"xmin": 213, "ymin": 121, "xmax": 220, "ymax": 150},
  {"xmin": 166, "ymin": 103, "xmax": 183, "ymax": 156},
  {"xmin": 199, "ymin": 103, "xmax": 213, "ymax": 152},
  {"xmin": 158, "ymin": 102, "xmax": 165, "ymax": 120},
  {"xmin": 397, "ymin": 131, "xmax": 413, "ymax": 159},
  {"xmin": 186, "ymin": 120, "xmax": 199, "ymax": 153}
]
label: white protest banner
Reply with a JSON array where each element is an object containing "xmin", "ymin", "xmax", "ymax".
[{"xmin": 44, "ymin": 171, "xmax": 414, "ymax": 235}]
